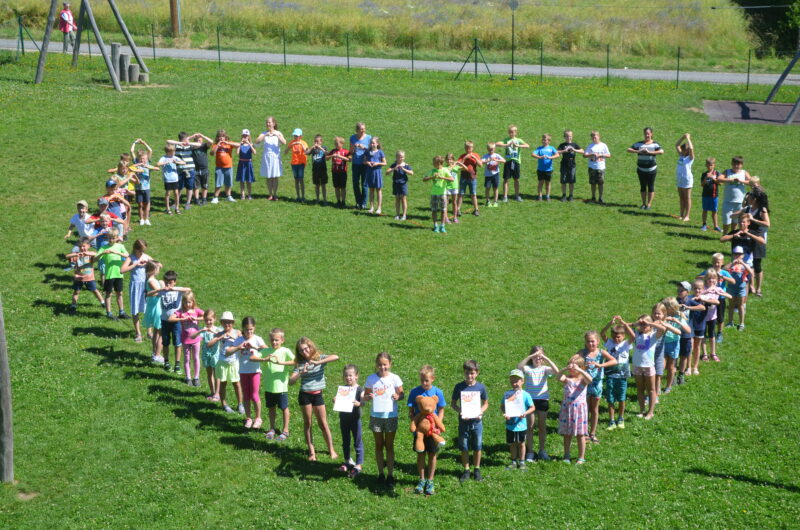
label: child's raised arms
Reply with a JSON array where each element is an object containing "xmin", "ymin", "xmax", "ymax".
[
  {"xmin": 675, "ymin": 133, "xmax": 694, "ymax": 159},
  {"xmin": 131, "ymin": 138, "xmax": 153, "ymax": 156},
  {"xmin": 558, "ymin": 363, "xmax": 592, "ymax": 385}
]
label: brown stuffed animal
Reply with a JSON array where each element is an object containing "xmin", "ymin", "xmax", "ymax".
[{"xmin": 410, "ymin": 395, "xmax": 446, "ymax": 453}]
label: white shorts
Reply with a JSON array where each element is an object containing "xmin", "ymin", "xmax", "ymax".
[{"xmin": 722, "ymin": 201, "xmax": 742, "ymax": 225}]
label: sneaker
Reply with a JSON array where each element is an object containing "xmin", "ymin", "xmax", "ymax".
[
  {"xmin": 210, "ymin": 197, "xmax": 219, "ymax": 204},
  {"xmin": 492, "ymin": 201, "xmax": 499, "ymax": 207},
  {"xmin": 473, "ymin": 468, "xmax": 483, "ymax": 481},
  {"xmin": 568, "ymin": 195, "xmax": 574, "ymax": 202},
  {"xmin": 725, "ymin": 322, "xmax": 735, "ymax": 328},
  {"xmin": 502, "ymin": 196, "xmax": 508, "ymax": 203},
  {"xmin": 663, "ymin": 386, "xmax": 672, "ymax": 394},
  {"xmin": 163, "ymin": 362, "xmax": 171, "ymax": 371},
  {"xmin": 738, "ymin": 324, "xmax": 745, "ymax": 331},
  {"xmin": 68, "ymin": 304, "xmax": 77, "ymax": 314},
  {"xmin": 639, "ymin": 205, "xmax": 646, "ymax": 210},
  {"xmin": 506, "ymin": 461, "xmax": 518, "ymax": 470},
  {"xmin": 385, "ymin": 475, "xmax": 396, "ymax": 489},
  {"xmin": 560, "ymin": 195, "xmax": 567, "ymax": 202},
  {"xmin": 485, "ymin": 200, "xmax": 491, "ymax": 207},
  {"xmin": 616, "ymin": 418, "xmax": 625, "ymax": 430},
  {"xmin": 424, "ymin": 480, "xmax": 435, "ymax": 495},
  {"xmin": 713, "ymin": 226, "xmax": 723, "ymax": 232},
  {"xmin": 459, "ymin": 470, "xmax": 471, "ymax": 483},
  {"xmin": 184, "ymin": 378, "xmax": 191, "ymax": 386},
  {"xmin": 415, "ymin": 479, "xmax": 426, "ymax": 494},
  {"xmin": 536, "ymin": 196, "xmax": 542, "ymax": 201},
  {"xmin": 226, "ymin": 196, "xmax": 236, "ymax": 202},
  {"xmin": 223, "ymin": 405, "xmax": 235, "ymax": 414},
  {"xmin": 367, "ymin": 207, "xmax": 374, "ymax": 214},
  {"xmin": 375, "ymin": 209, "xmax": 381, "ymax": 215},
  {"xmin": 192, "ymin": 378, "xmax": 200, "ymax": 387},
  {"xmin": 175, "ymin": 209, "xmax": 182, "ymax": 215},
  {"xmin": 151, "ymin": 354, "xmax": 165, "ymax": 365},
  {"xmin": 451, "ymin": 216, "xmax": 458, "ymax": 223},
  {"xmin": 676, "ymin": 373, "xmax": 685, "ymax": 385},
  {"xmin": 525, "ymin": 452, "xmax": 535, "ymax": 463},
  {"xmin": 597, "ymin": 198, "xmax": 605, "ymax": 204},
  {"xmin": 118, "ymin": 311, "xmax": 130, "ymax": 320},
  {"xmin": 237, "ymin": 403, "xmax": 246, "ymax": 415},
  {"xmin": 472, "ymin": 210, "xmax": 480, "ymax": 216},
  {"xmin": 545, "ymin": 195, "xmax": 550, "ymax": 201},
  {"xmin": 139, "ymin": 219, "xmax": 145, "ymax": 226},
  {"xmin": 172, "ymin": 364, "xmax": 181, "ymax": 374},
  {"xmin": 701, "ymin": 225, "xmax": 708, "ymax": 231},
  {"xmin": 537, "ymin": 450, "xmax": 551, "ymax": 462},
  {"xmin": 518, "ymin": 461, "xmax": 527, "ymax": 471},
  {"xmin": 394, "ymin": 215, "xmax": 400, "ymax": 220},
  {"xmin": 563, "ymin": 457, "xmax": 571, "ymax": 464},
  {"xmin": 606, "ymin": 421, "xmax": 617, "ymax": 431},
  {"xmin": 401, "ymin": 215, "xmax": 407, "ymax": 221},
  {"xmin": 515, "ymin": 195, "xmax": 523, "ymax": 202},
  {"xmin": 106, "ymin": 312, "xmax": 117, "ymax": 320},
  {"xmin": 716, "ymin": 332, "xmax": 723, "ymax": 343},
  {"xmin": 433, "ymin": 225, "xmax": 440, "ymax": 233},
  {"xmin": 440, "ymin": 226, "xmax": 447, "ymax": 233}
]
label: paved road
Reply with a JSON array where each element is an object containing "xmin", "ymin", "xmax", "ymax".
[{"xmin": 5, "ymin": 37, "xmax": 798, "ymax": 86}]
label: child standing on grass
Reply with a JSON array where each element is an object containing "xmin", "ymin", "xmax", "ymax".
[
  {"xmin": 307, "ymin": 134, "xmax": 329, "ymax": 204},
  {"xmin": 503, "ymin": 369, "xmax": 535, "ymax": 470},
  {"xmin": 621, "ymin": 315, "xmax": 669, "ymax": 419},
  {"xmin": 211, "ymin": 130, "xmax": 240, "ymax": 203},
  {"xmin": 600, "ymin": 316, "xmax": 633, "ymax": 430},
  {"xmin": 338, "ymin": 364, "xmax": 364, "ymax": 478},
  {"xmin": 579, "ymin": 331, "xmax": 617, "ymax": 444},
  {"xmin": 131, "ymin": 142, "xmax": 158, "ymax": 225},
  {"xmin": 408, "ymin": 365, "xmax": 446, "ymax": 495},
  {"xmin": 708, "ymin": 253, "xmax": 735, "ymax": 343},
  {"xmin": 189, "ymin": 132, "xmax": 213, "ymax": 206},
  {"xmin": 286, "ymin": 128, "xmax": 308, "ymax": 202},
  {"xmin": 423, "ymin": 156, "xmax": 454, "ymax": 233},
  {"xmin": 151, "ymin": 270, "xmax": 192, "ymax": 374},
  {"xmin": 388, "ymin": 150, "xmax": 413, "ymax": 221},
  {"xmin": 157, "ymin": 145, "xmax": 186, "ymax": 214},
  {"xmin": 260, "ymin": 328, "xmax": 294, "ymax": 442},
  {"xmin": 326, "ymin": 136, "xmax": 350, "ymax": 208},
  {"xmin": 289, "ymin": 337, "xmax": 339, "ymax": 461},
  {"xmin": 676, "ymin": 281, "xmax": 698, "ymax": 384},
  {"xmin": 700, "ymin": 158, "xmax": 722, "ymax": 231},
  {"xmin": 482, "ymin": 142, "xmax": 506, "ymax": 208},
  {"xmin": 445, "ymin": 153, "xmax": 460, "ymax": 222},
  {"xmin": 213, "ymin": 311, "xmax": 245, "ymax": 414},
  {"xmin": 236, "ymin": 129, "xmax": 256, "ymax": 200},
  {"xmin": 698, "ymin": 271, "xmax": 731, "ymax": 363},
  {"xmin": 365, "ymin": 137, "xmax": 386, "ymax": 215},
  {"xmin": 688, "ymin": 279, "xmax": 711, "ymax": 376},
  {"xmin": 556, "ymin": 130, "xmax": 583, "ymax": 202},
  {"xmin": 675, "ymin": 132, "xmax": 695, "ymax": 221},
  {"xmin": 65, "ymin": 200, "xmax": 94, "ymax": 243},
  {"xmin": 725, "ymin": 247, "xmax": 754, "ymax": 331},
  {"xmin": 120, "ymin": 239, "xmax": 152, "ymax": 343},
  {"xmin": 457, "ymin": 141, "xmax": 483, "ymax": 217},
  {"xmin": 171, "ymin": 293, "xmax": 205, "ymax": 387},
  {"xmin": 557, "ymin": 355, "xmax": 592, "ymax": 464},
  {"xmin": 363, "ymin": 352, "xmax": 404, "ymax": 488},
  {"xmin": 192, "ymin": 309, "xmax": 221, "ymax": 401},
  {"xmin": 451, "ymin": 360, "xmax": 489, "ymax": 482},
  {"xmin": 651, "ymin": 302, "xmax": 684, "ymax": 397},
  {"xmin": 229, "ymin": 316, "xmax": 267, "ymax": 429},
  {"xmin": 583, "ymin": 130, "xmax": 611, "ymax": 203},
  {"xmin": 66, "ymin": 237, "xmax": 106, "ymax": 313},
  {"xmin": 532, "ymin": 134, "xmax": 559, "ymax": 201},
  {"xmin": 97, "ymin": 228, "xmax": 130, "ymax": 320},
  {"xmin": 518, "ymin": 346, "xmax": 558, "ymax": 462},
  {"xmin": 143, "ymin": 261, "xmax": 164, "ymax": 365},
  {"xmin": 659, "ymin": 298, "xmax": 691, "ymax": 394},
  {"xmin": 497, "ymin": 125, "xmax": 529, "ymax": 202}
]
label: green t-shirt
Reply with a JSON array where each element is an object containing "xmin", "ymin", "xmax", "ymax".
[
  {"xmin": 445, "ymin": 165, "xmax": 459, "ymax": 190},
  {"xmin": 504, "ymin": 137, "xmax": 526, "ymax": 163},
  {"xmin": 262, "ymin": 346, "xmax": 295, "ymax": 393},
  {"xmin": 98, "ymin": 243, "xmax": 127, "ymax": 280},
  {"xmin": 427, "ymin": 168, "xmax": 451, "ymax": 196}
]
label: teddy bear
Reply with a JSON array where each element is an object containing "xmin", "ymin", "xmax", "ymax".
[{"xmin": 409, "ymin": 395, "xmax": 446, "ymax": 453}]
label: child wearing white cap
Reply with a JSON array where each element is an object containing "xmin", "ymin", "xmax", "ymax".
[
  {"xmin": 236, "ymin": 129, "xmax": 257, "ymax": 200},
  {"xmin": 286, "ymin": 129, "xmax": 308, "ymax": 202}
]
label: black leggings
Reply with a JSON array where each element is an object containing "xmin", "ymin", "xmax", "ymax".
[
  {"xmin": 637, "ymin": 169, "xmax": 656, "ymax": 193},
  {"xmin": 753, "ymin": 258, "xmax": 763, "ymax": 274}
]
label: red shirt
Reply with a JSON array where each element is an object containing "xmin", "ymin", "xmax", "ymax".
[
  {"xmin": 330, "ymin": 148, "xmax": 350, "ymax": 173},
  {"xmin": 458, "ymin": 152, "xmax": 481, "ymax": 180}
]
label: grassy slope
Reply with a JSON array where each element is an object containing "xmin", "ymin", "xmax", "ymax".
[{"xmin": 0, "ymin": 54, "xmax": 798, "ymax": 527}]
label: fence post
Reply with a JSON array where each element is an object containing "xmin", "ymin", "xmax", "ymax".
[
  {"xmin": 346, "ymin": 33, "xmax": 350, "ymax": 72},
  {"xmin": 216, "ymin": 26, "xmax": 221, "ymax": 68},
  {"xmin": 746, "ymin": 49, "xmax": 751, "ymax": 91},
  {"xmin": 17, "ymin": 15, "xmax": 24, "ymax": 57},
  {"xmin": 540, "ymin": 42, "xmax": 543, "ymax": 82},
  {"xmin": 676, "ymin": 46, "xmax": 680, "ymax": 89},
  {"xmin": 282, "ymin": 28, "xmax": 286, "ymax": 67},
  {"xmin": 474, "ymin": 38, "xmax": 478, "ymax": 79},
  {"xmin": 606, "ymin": 44, "xmax": 610, "ymax": 87},
  {"xmin": 151, "ymin": 23, "xmax": 156, "ymax": 61},
  {"xmin": 0, "ymin": 296, "xmax": 14, "ymax": 484},
  {"xmin": 510, "ymin": 11, "xmax": 516, "ymax": 81},
  {"xmin": 411, "ymin": 38, "xmax": 414, "ymax": 77},
  {"xmin": 169, "ymin": 0, "xmax": 179, "ymax": 36}
]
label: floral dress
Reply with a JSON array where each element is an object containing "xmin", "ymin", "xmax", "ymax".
[{"xmin": 558, "ymin": 379, "xmax": 588, "ymax": 436}]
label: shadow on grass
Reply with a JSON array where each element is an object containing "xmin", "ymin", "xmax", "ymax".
[
  {"xmin": 147, "ymin": 383, "xmax": 245, "ymax": 433},
  {"xmin": 652, "ymin": 220, "xmax": 692, "ymax": 229},
  {"xmin": 73, "ymin": 325, "xmax": 131, "ymax": 339},
  {"xmin": 86, "ymin": 345, "xmax": 150, "ymax": 368},
  {"xmin": 617, "ymin": 208, "xmax": 673, "ymax": 219},
  {"xmin": 665, "ymin": 231, "xmax": 716, "ymax": 241},
  {"xmin": 685, "ymin": 248, "xmax": 718, "ymax": 256},
  {"xmin": 33, "ymin": 260, "xmax": 67, "ymax": 271},
  {"xmin": 388, "ymin": 222, "xmax": 429, "ymax": 231},
  {"xmin": 685, "ymin": 467, "xmax": 800, "ymax": 493},
  {"xmin": 33, "ymin": 298, "xmax": 76, "ymax": 316}
]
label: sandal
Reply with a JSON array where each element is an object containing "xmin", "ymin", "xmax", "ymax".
[
  {"xmin": 589, "ymin": 435, "xmax": 600, "ymax": 444},
  {"xmin": 701, "ymin": 354, "xmax": 709, "ymax": 361},
  {"xmin": 711, "ymin": 354, "xmax": 720, "ymax": 362},
  {"xmin": 277, "ymin": 431, "xmax": 289, "ymax": 442},
  {"xmin": 265, "ymin": 429, "xmax": 276, "ymax": 440},
  {"xmin": 338, "ymin": 464, "xmax": 349, "ymax": 473},
  {"xmin": 349, "ymin": 467, "xmax": 362, "ymax": 478}
]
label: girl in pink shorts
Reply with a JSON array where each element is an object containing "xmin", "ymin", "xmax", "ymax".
[{"xmin": 231, "ymin": 316, "xmax": 267, "ymax": 429}]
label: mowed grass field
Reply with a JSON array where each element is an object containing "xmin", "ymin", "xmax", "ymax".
[{"xmin": 0, "ymin": 54, "xmax": 799, "ymax": 527}]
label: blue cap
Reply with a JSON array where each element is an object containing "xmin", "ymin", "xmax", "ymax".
[
  {"xmin": 105, "ymin": 179, "xmax": 116, "ymax": 188},
  {"xmin": 292, "ymin": 128, "xmax": 303, "ymax": 137}
]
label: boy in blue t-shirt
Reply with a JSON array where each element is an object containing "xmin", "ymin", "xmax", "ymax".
[
  {"xmin": 503, "ymin": 369, "xmax": 535, "ymax": 470},
  {"xmin": 450, "ymin": 360, "xmax": 489, "ymax": 483},
  {"xmin": 531, "ymin": 134, "xmax": 560, "ymax": 201},
  {"xmin": 408, "ymin": 365, "xmax": 446, "ymax": 495}
]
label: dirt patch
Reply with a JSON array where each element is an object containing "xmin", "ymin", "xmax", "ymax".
[
  {"xmin": 17, "ymin": 491, "xmax": 39, "ymax": 501},
  {"xmin": 125, "ymin": 84, "xmax": 171, "ymax": 89},
  {"xmin": 685, "ymin": 107, "xmax": 704, "ymax": 113}
]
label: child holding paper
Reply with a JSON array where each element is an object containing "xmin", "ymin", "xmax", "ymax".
[
  {"xmin": 518, "ymin": 346, "xmax": 559, "ymax": 461},
  {"xmin": 502, "ymin": 369, "xmax": 536, "ymax": 470},
  {"xmin": 363, "ymin": 352, "xmax": 404, "ymax": 488},
  {"xmin": 450, "ymin": 360, "xmax": 489, "ymax": 483},
  {"xmin": 335, "ymin": 364, "xmax": 364, "ymax": 478}
]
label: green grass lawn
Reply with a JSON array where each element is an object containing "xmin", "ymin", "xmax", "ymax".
[{"xmin": 0, "ymin": 53, "xmax": 799, "ymax": 527}]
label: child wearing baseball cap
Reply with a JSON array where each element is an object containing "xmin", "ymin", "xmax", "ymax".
[{"xmin": 502, "ymin": 369, "xmax": 535, "ymax": 470}]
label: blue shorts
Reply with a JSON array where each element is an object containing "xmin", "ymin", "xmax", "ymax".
[
  {"xmin": 264, "ymin": 391, "xmax": 289, "ymax": 410},
  {"xmin": 135, "ymin": 189, "xmax": 151, "ymax": 204},
  {"xmin": 484, "ymin": 174, "xmax": 500, "ymax": 189},
  {"xmin": 392, "ymin": 180, "xmax": 408, "ymax": 196},
  {"xmin": 72, "ymin": 279, "xmax": 97, "ymax": 292},
  {"xmin": 215, "ymin": 167, "xmax": 233, "ymax": 188},
  {"xmin": 702, "ymin": 196, "xmax": 718, "ymax": 212},
  {"xmin": 161, "ymin": 319, "xmax": 182, "ymax": 348},
  {"xmin": 459, "ymin": 177, "xmax": 477, "ymax": 195},
  {"xmin": 587, "ymin": 379, "xmax": 603, "ymax": 398},
  {"xmin": 664, "ymin": 340, "xmax": 680, "ymax": 359},
  {"xmin": 292, "ymin": 164, "xmax": 305, "ymax": 180},
  {"xmin": 604, "ymin": 377, "xmax": 628, "ymax": 404},
  {"xmin": 457, "ymin": 420, "xmax": 483, "ymax": 451},
  {"xmin": 179, "ymin": 169, "xmax": 195, "ymax": 190},
  {"xmin": 680, "ymin": 337, "xmax": 692, "ymax": 357}
]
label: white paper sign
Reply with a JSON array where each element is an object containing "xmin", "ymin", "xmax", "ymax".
[
  {"xmin": 333, "ymin": 386, "xmax": 356, "ymax": 413},
  {"xmin": 504, "ymin": 391, "xmax": 525, "ymax": 418},
  {"xmin": 372, "ymin": 384, "xmax": 394, "ymax": 414},
  {"xmin": 460, "ymin": 391, "xmax": 481, "ymax": 419}
]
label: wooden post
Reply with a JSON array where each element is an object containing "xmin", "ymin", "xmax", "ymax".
[
  {"xmin": 106, "ymin": 0, "xmax": 149, "ymax": 73},
  {"xmin": 111, "ymin": 42, "xmax": 120, "ymax": 75},
  {"xmin": 0, "ymin": 297, "xmax": 13, "ymax": 483},
  {"xmin": 119, "ymin": 53, "xmax": 130, "ymax": 82},
  {"xmin": 34, "ymin": 0, "xmax": 59, "ymax": 85},
  {"xmin": 128, "ymin": 63, "xmax": 139, "ymax": 83},
  {"xmin": 84, "ymin": 0, "xmax": 122, "ymax": 91},
  {"xmin": 71, "ymin": 0, "xmax": 87, "ymax": 67},
  {"xmin": 169, "ymin": 0, "xmax": 179, "ymax": 36},
  {"xmin": 138, "ymin": 71, "xmax": 149, "ymax": 83}
]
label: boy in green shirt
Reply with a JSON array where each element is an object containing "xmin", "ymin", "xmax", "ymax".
[
  {"xmin": 254, "ymin": 328, "xmax": 295, "ymax": 442},
  {"xmin": 422, "ymin": 156, "xmax": 454, "ymax": 233},
  {"xmin": 497, "ymin": 125, "xmax": 530, "ymax": 202},
  {"xmin": 96, "ymin": 228, "xmax": 130, "ymax": 320}
]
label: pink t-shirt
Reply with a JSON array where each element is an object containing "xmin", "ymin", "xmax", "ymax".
[
  {"xmin": 702, "ymin": 286, "xmax": 726, "ymax": 322},
  {"xmin": 176, "ymin": 308, "xmax": 205, "ymax": 344}
]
